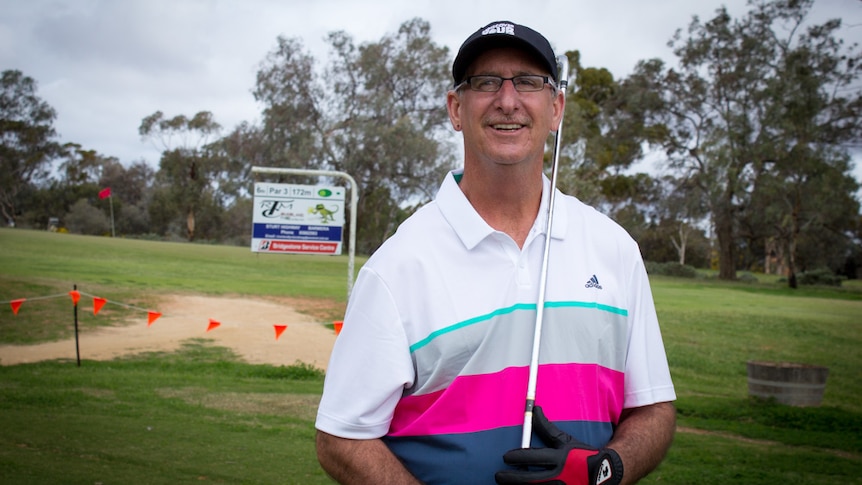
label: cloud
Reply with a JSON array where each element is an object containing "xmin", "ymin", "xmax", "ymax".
[
  {"xmin": 0, "ymin": 0, "xmax": 860, "ymax": 184},
  {"xmin": 31, "ymin": 1, "xmax": 212, "ymax": 73}
]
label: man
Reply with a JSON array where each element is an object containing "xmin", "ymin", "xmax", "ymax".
[{"xmin": 316, "ymin": 21, "xmax": 676, "ymax": 485}]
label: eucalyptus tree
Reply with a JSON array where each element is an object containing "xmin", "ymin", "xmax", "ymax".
[
  {"xmin": 753, "ymin": 10, "xmax": 862, "ymax": 285},
  {"xmin": 747, "ymin": 151, "xmax": 859, "ymax": 286},
  {"xmin": 45, "ymin": 144, "xmax": 117, "ymax": 232},
  {"xmin": 98, "ymin": 158, "xmax": 155, "ymax": 235},
  {"xmin": 631, "ymin": 0, "xmax": 862, "ymax": 281},
  {"xmin": 250, "ymin": 18, "xmax": 455, "ymax": 254},
  {"xmin": 555, "ymin": 51, "xmax": 663, "ymax": 241},
  {"xmin": 651, "ymin": 175, "xmax": 710, "ymax": 266},
  {"xmin": 252, "ymin": 37, "xmax": 323, "ymax": 175},
  {"xmin": 139, "ymin": 110, "xmax": 222, "ymax": 241},
  {"xmin": 0, "ymin": 70, "xmax": 61, "ymax": 226}
]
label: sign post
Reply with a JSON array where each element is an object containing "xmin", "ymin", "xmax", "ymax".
[{"xmin": 251, "ymin": 167, "xmax": 359, "ymax": 298}]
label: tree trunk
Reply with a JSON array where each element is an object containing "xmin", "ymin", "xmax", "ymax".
[
  {"xmin": 786, "ymin": 193, "xmax": 801, "ymax": 289},
  {"xmin": 0, "ymin": 201, "xmax": 14, "ymax": 227},
  {"xmin": 187, "ymin": 208, "xmax": 196, "ymax": 241},
  {"xmin": 787, "ymin": 237, "xmax": 798, "ymax": 288},
  {"xmin": 715, "ymin": 209, "xmax": 737, "ymax": 280},
  {"xmin": 677, "ymin": 224, "xmax": 688, "ymax": 266}
]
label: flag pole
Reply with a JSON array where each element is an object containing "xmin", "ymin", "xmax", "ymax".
[
  {"xmin": 73, "ymin": 284, "xmax": 81, "ymax": 367},
  {"xmin": 108, "ymin": 193, "xmax": 115, "ymax": 237}
]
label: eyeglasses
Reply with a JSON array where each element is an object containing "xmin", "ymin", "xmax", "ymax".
[{"xmin": 457, "ymin": 75, "xmax": 555, "ymax": 93}]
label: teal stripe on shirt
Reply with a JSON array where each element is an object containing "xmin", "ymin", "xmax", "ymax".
[
  {"xmin": 409, "ymin": 301, "xmax": 628, "ymax": 353},
  {"xmin": 409, "ymin": 303, "xmax": 535, "ymax": 353},
  {"xmin": 546, "ymin": 300, "xmax": 629, "ymax": 316}
]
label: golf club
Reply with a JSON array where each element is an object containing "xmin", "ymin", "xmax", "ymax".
[{"xmin": 521, "ymin": 54, "xmax": 570, "ymax": 448}]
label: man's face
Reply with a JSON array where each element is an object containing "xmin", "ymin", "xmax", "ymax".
[{"xmin": 447, "ymin": 47, "xmax": 564, "ymax": 169}]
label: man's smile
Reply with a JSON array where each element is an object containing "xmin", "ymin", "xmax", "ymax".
[{"xmin": 491, "ymin": 123, "xmax": 524, "ymax": 131}]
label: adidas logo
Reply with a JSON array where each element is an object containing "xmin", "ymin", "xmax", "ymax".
[{"xmin": 585, "ymin": 275, "xmax": 603, "ymax": 290}]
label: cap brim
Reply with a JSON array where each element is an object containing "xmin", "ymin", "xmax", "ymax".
[{"xmin": 453, "ymin": 36, "xmax": 557, "ymax": 86}]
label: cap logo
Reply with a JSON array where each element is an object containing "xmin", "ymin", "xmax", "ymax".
[{"xmin": 481, "ymin": 23, "xmax": 515, "ymax": 36}]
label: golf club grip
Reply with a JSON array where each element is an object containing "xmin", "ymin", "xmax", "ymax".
[{"xmin": 521, "ymin": 401, "xmax": 535, "ymax": 448}]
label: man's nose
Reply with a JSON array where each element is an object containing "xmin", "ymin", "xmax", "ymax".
[{"xmin": 494, "ymin": 78, "xmax": 521, "ymax": 110}]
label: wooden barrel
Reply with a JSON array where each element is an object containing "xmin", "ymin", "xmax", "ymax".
[{"xmin": 747, "ymin": 361, "xmax": 829, "ymax": 407}]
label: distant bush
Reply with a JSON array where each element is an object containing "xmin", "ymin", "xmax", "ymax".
[
  {"xmin": 130, "ymin": 233, "xmax": 165, "ymax": 241},
  {"xmin": 645, "ymin": 261, "xmax": 699, "ymax": 278},
  {"xmin": 797, "ymin": 268, "xmax": 844, "ymax": 287},
  {"xmin": 242, "ymin": 361, "xmax": 324, "ymax": 380},
  {"xmin": 738, "ymin": 272, "xmax": 759, "ymax": 284},
  {"xmin": 117, "ymin": 204, "xmax": 150, "ymax": 235},
  {"xmin": 65, "ymin": 199, "xmax": 109, "ymax": 235}
]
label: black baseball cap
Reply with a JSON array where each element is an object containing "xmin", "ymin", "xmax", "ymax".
[{"xmin": 452, "ymin": 21, "xmax": 558, "ymax": 87}]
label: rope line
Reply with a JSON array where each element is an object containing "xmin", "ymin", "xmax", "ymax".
[{"xmin": 1, "ymin": 289, "xmax": 339, "ymax": 330}]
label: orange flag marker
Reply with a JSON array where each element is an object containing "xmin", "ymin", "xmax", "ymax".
[
  {"xmin": 147, "ymin": 311, "xmax": 162, "ymax": 326},
  {"xmin": 274, "ymin": 324, "xmax": 287, "ymax": 340},
  {"xmin": 333, "ymin": 321, "xmax": 343, "ymax": 335},
  {"xmin": 206, "ymin": 319, "xmax": 221, "ymax": 332},
  {"xmin": 69, "ymin": 290, "xmax": 81, "ymax": 306},
  {"xmin": 10, "ymin": 299, "xmax": 25, "ymax": 315},
  {"xmin": 93, "ymin": 297, "xmax": 107, "ymax": 315}
]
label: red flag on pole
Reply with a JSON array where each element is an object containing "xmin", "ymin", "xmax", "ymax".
[
  {"xmin": 98, "ymin": 187, "xmax": 111, "ymax": 199},
  {"xmin": 10, "ymin": 299, "xmax": 25, "ymax": 315},
  {"xmin": 92, "ymin": 297, "xmax": 107, "ymax": 315},
  {"xmin": 69, "ymin": 290, "xmax": 81, "ymax": 306}
]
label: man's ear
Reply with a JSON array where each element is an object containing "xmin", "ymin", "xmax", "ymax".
[
  {"xmin": 551, "ymin": 88, "xmax": 565, "ymax": 131},
  {"xmin": 447, "ymin": 90, "xmax": 463, "ymax": 131}
]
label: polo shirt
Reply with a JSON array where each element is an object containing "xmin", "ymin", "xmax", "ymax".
[{"xmin": 315, "ymin": 169, "xmax": 676, "ymax": 484}]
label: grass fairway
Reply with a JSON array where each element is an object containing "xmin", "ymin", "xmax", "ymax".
[
  {"xmin": 647, "ymin": 276, "xmax": 862, "ymax": 484},
  {"xmin": 1, "ymin": 228, "xmax": 861, "ymax": 483},
  {"xmin": 0, "ymin": 228, "xmax": 360, "ymax": 299},
  {"xmin": 0, "ymin": 342, "xmax": 332, "ymax": 484}
]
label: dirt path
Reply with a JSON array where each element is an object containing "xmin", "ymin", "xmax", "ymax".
[{"xmin": 0, "ymin": 295, "xmax": 338, "ymax": 369}]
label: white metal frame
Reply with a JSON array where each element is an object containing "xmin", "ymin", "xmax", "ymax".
[{"xmin": 251, "ymin": 166, "xmax": 359, "ymax": 298}]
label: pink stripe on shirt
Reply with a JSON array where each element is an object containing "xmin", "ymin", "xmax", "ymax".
[{"xmin": 388, "ymin": 363, "xmax": 624, "ymax": 437}]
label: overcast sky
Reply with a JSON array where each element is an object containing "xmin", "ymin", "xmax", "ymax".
[{"xmin": 2, "ymin": 0, "xmax": 861, "ymax": 182}]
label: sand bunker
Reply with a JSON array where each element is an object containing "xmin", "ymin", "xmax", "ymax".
[{"xmin": 0, "ymin": 295, "xmax": 338, "ymax": 369}]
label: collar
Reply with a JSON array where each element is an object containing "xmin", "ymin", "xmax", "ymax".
[{"xmin": 436, "ymin": 169, "xmax": 568, "ymax": 250}]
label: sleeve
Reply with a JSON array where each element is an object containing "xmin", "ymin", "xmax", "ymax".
[
  {"xmin": 622, "ymin": 255, "xmax": 677, "ymax": 409},
  {"xmin": 315, "ymin": 266, "xmax": 415, "ymax": 439}
]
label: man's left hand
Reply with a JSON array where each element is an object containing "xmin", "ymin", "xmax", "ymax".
[{"xmin": 495, "ymin": 406, "xmax": 623, "ymax": 485}]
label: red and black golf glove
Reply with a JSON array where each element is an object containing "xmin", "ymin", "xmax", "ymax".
[{"xmin": 495, "ymin": 406, "xmax": 623, "ymax": 485}]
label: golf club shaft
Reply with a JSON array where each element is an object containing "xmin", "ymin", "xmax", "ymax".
[{"xmin": 521, "ymin": 54, "xmax": 570, "ymax": 448}]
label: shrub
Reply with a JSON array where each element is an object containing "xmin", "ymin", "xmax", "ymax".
[
  {"xmin": 645, "ymin": 261, "xmax": 699, "ymax": 278},
  {"xmin": 242, "ymin": 361, "xmax": 325, "ymax": 380},
  {"xmin": 738, "ymin": 272, "xmax": 759, "ymax": 284},
  {"xmin": 64, "ymin": 199, "xmax": 109, "ymax": 235},
  {"xmin": 797, "ymin": 268, "xmax": 844, "ymax": 287},
  {"xmin": 117, "ymin": 204, "xmax": 150, "ymax": 235}
]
